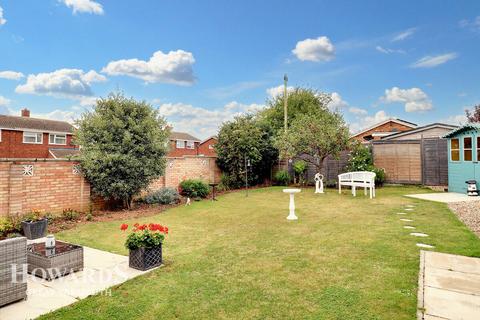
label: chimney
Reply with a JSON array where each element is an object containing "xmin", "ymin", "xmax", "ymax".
[{"xmin": 21, "ymin": 108, "xmax": 30, "ymax": 117}]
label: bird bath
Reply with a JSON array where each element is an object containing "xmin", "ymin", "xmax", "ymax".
[{"xmin": 283, "ymin": 188, "xmax": 301, "ymax": 220}]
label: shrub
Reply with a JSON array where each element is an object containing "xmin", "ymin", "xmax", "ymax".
[
  {"xmin": 0, "ymin": 217, "xmax": 14, "ymax": 238},
  {"xmin": 293, "ymin": 160, "xmax": 307, "ymax": 185},
  {"xmin": 179, "ymin": 179, "xmax": 210, "ymax": 199},
  {"xmin": 22, "ymin": 209, "xmax": 46, "ymax": 222},
  {"xmin": 370, "ymin": 166, "xmax": 386, "ymax": 186},
  {"xmin": 218, "ymin": 174, "xmax": 233, "ymax": 191},
  {"xmin": 62, "ymin": 208, "xmax": 80, "ymax": 221},
  {"xmin": 121, "ymin": 223, "xmax": 168, "ymax": 250},
  {"xmin": 144, "ymin": 188, "xmax": 180, "ymax": 205},
  {"xmin": 86, "ymin": 213, "xmax": 93, "ymax": 221},
  {"xmin": 347, "ymin": 142, "xmax": 373, "ymax": 172},
  {"xmin": 274, "ymin": 170, "xmax": 290, "ymax": 186}
]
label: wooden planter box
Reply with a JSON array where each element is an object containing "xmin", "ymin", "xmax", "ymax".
[
  {"xmin": 21, "ymin": 219, "xmax": 48, "ymax": 240},
  {"xmin": 27, "ymin": 241, "xmax": 83, "ymax": 281},
  {"xmin": 0, "ymin": 237, "xmax": 27, "ymax": 307},
  {"xmin": 129, "ymin": 245, "xmax": 162, "ymax": 271}
]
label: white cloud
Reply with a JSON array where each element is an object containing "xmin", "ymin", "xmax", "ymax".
[
  {"xmin": 61, "ymin": 0, "xmax": 104, "ymax": 15},
  {"xmin": 1, "ymin": 106, "xmax": 79, "ymax": 123},
  {"xmin": 375, "ymin": 46, "xmax": 405, "ymax": 54},
  {"xmin": 349, "ymin": 110, "xmax": 392, "ymax": 133},
  {"xmin": 0, "ymin": 71, "xmax": 25, "ymax": 80},
  {"xmin": 392, "ymin": 28, "xmax": 416, "ymax": 41},
  {"xmin": 410, "ymin": 53, "xmax": 457, "ymax": 68},
  {"xmin": 459, "ymin": 16, "xmax": 480, "ymax": 32},
  {"xmin": 0, "ymin": 6, "xmax": 6, "ymax": 26},
  {"xmin": 266, "ymin": 84, "xmax": 294, "ymax": 98},
  {"xmin": 292, "ymin": 36, "xmax": 335, "ymax": 62},
  {"xmin": 15, "ymin": 68, "xmax": 106, "ymax": 99},
  {"xmin": 382, "ymin": 87, "xmax": 433, "ymax": 112},
  {"xmin": 0, "ymin": 95, "xmax": 11, "ymax": 106},
  {"xmin": 442, "ymin": 113, "xmax": 468, "ymax": 126},
  {"xmin": 157, "ymin": 101, "xmax": 265, "ymax": 138},
  {"xmin": 329, "ymin": 92, "xmax": 349, "ymax": 110},
  {"xmin": 348, "ymin": 107, "xmax": 368, "ymax": 115},
  {"xmin": 102, "ymin": 50, "xmax": 195, "ymax": 85}
]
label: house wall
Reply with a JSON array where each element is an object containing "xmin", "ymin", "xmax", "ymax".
[
  {"xmin": 0, "ymin": 130, "xmax": 76, "ymax": 159},
  {"xmin": 0, "ymin": 160, "xmax": 90, "ymax": 217},
  {"xmin": 388, "ymin": 127, "xmax": 453, "ymax": 140},
  {"xmin": 352, "ymin": 121, "xmax": 414, "ymax": 143},
  {"xmin": 167, "ymin": 140, "xmax": 200, "ymax": 157},
  {"xmin": 198, "ymin": 138, "xmax": 217, "ymax": 157},
  {"xmin": 448, "ymin": 129, "xmax": 480, "ymax": 193}
]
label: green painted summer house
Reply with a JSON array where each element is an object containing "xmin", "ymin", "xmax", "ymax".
[{"xmin": 444, "ymin": 123, "xmax": 480, "ymax": 193}]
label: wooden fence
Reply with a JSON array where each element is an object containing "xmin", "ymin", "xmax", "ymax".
[{"xmin": 372, "ymin": 138, "xmax": 448, "ymax": 186}]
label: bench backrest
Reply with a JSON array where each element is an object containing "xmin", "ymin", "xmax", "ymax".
[{"xmin": 338, "ymin": 171, "xmax": 376, "ymax": 183}]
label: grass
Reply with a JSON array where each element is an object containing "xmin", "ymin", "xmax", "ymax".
[{"xmin": 40, "ymin": 186, "xmax": 480, "ymax": 320}]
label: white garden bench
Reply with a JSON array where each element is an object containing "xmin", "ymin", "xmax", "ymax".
[{"xmin": 338, "ymin": 171, "xmax": 376, "ymax": 199}]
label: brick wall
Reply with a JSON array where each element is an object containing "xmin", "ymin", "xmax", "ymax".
[
  {"xmin": 352, "ymin": 121, "xmax": 414, "ymax": 143},
  {"xmin": 149, "ymin": 156, "xmax": 221, "ymax": 190},
  {"xmin": 198, "ymin": 137, "xmax": 217, "ymax": 157},
  {"xmin": 0, "ymin": 160, "xmax": 90, "ymax": 217},
  {"xmin": 0, "ymin": 130, "xmax": 76, "ymax": 158}
]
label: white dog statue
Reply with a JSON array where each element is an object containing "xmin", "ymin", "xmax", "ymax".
[{"xmin": 314, "ymin": 173, "xmax": 324, "ymax": 194}]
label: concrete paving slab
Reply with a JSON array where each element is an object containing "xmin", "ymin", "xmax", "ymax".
[
  {"xmin": 418, "ymin": 251, "xmax": 480, "ymax": 320},
  {"xmin": 406, "ymin": 193, "xmax": 480, "ymax": 203},
  {"xmin": 0, "ymin": 245, "xmax": 156, "ymax": 320}
]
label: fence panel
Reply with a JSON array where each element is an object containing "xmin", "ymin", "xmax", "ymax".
[
  {"xmin": 422, "ymin": 138, "xmax": 448, "ymax": 186},
  {"xmin": 373, "ymin": 141, "xmax": 422, "ymax": 184}
]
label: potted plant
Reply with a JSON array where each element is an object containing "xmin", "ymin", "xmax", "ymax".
[
  {"xmin": 121, "ymin": 222, "xmax": 169, "ymax": 271},
  {"xmin": 21, "ymin": 209, "xmax": 48, "ymax": 240}
]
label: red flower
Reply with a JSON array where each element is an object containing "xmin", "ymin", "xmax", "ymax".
[{"xmin": 120, "ymin": 224, "xmax": 128, "ymax": 231}]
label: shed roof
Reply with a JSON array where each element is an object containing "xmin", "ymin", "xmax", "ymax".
[
  {"xmin": 443, "ymin": 123, "xmax": 480, "ymax": 138},
  {"xmin": 0, "ymin": 114, "xmax": 74, "ymax": 133},
  {"xmin": 382, "ymin": 123, "xmax": 458, "ymax": 140}
]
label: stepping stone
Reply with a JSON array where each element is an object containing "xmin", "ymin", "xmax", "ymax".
[
  {"xmin": 405, "ymin": 208, "xmax": 414, "ymax": 211},
  {"xmin": 400, "ymin": 218, "xmax": 413, "ymax": 222},
  {"xmin": 404, "ymin": 226, "xmax": 416, "ymax": 229},
  {"xmin": 416, "ymin": 243, "xmax": 434, "ymax": 249},
  {"xmin": 396, "ymin": 212, "xmax": 407, "ymax": 215},
  {"xmin": 410, "ymin": 232, "xmax": 429, "ymax": 237}
]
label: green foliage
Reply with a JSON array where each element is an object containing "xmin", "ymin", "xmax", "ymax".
[
  {"xmin": 144, "ymin": 188, "xmax": 180, "ymax": 205},
  {"xmin": 370, "ymin": 167, "xmax": 386, "ymax": 186},
  {"xmin": 125, "ymin": 230, "xmax": 165, "ymax": 250},
  {"xmin": 86, "ymin": 213, "xmax": 94, "ymax": 221},
  {"xmin": 274, "ymin": 170, "xmax": 290, "ymax": 186},
  {"xmin": 215, "ymin": 114, "xmax": 278, "ymax": 188},
  {"xmin": 217, "ymin": 174, "xmax": 233, "ymax": 192},
  {"xmin": 347, "ymin": 142, "xmax": 373, "ymax": 171},
  {"xmin": 0, "ymin": 217, "xmax": 14, "ymax": 238},
  {"xmin": 62, "ymin": 209, "xmax": 80, "ymax": 221},
  {"xmin": 293, "ymin": 160, "xmax": 307, "ymax": 185},
  {"xmin": 75, "ymin": 93, "xmax": 169, "ymax": 209},
  {"xmin": 179, "ymin": 179, "xmax": 210, "ymax": 198},
  {"xmin": 22, "ymin": 209, "xmax": 47, "ymax": 222}
]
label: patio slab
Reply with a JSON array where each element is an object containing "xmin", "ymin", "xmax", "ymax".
[
  {"xmin": 418, "ymin": 251, "xmax": 480, "ymax": 320},
  {"xmin": 406, "ymin": 192, "xmax": 480, "ymax": 203},
  {"xmin": 0, "ymin": 244, "xmax": 155, "ymax": 320}
]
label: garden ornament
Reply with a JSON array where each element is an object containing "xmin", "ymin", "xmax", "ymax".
[{"xmin": 314, "ymin": 173, "xmax": 324, "ymax": 194}]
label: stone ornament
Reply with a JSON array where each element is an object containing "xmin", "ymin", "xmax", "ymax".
[
  {"xmin": 72, "ymin": 164, "xmax": 82, "ymax": 175},
  {"xmin": 314, "ymin": 173, "xmax": 324, "ymax": 194},
  {"xmin": 22, "ymin": 165, "xmax": 34, "ymax": 176}
]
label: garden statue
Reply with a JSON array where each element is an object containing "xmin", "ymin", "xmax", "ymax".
[
  {"xmin": 314, "ymin": 173, "xmax": 324, "ymax": 194},
  {"xmin": 185, "ymin": 197, "xmax": 191, "ymax": 206}
]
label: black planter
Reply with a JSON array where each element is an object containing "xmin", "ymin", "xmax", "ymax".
[
  {"xmin": 129, "ymin": 245, "xmax": 162, "ymax": 271},
  {"xmin": 21, "ymin": 219, "xmax": 48, "ymax": 240}
]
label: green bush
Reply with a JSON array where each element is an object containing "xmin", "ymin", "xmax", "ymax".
[
  {"xmin": 347, "ymin": 142, "xmax": 373, "ymax": 171},
  {"xmin": 86, "ymin": 213, "xmax": 94, "ymax": 221},
  {"xmin": 0, "ymin": 217, "xmax": 14, "ymax": 238},
  {"xmin": 274, "ymin": 170, "xmax": 290, "ymax": 186},
  {"xmin": 293, "ymin": 160, "xmax": 307, "ymax": 185},
  {"xmin": 370, "ymin": 166, "xmax": 386, "ymax": 186},
  {"xmin": 218, "ymin": 174, "xmax": 233, "ymax": 191},
  {"xmin": 62, "ymin": 209, "xmax": 80, "ymax": 221},
  {"xmin": 144, "ymin": 188, "xmax": 180, "ymax": 205},
  {"xmin": 179, "ymin": 179, "xmax": 210, "ymax": 199}
]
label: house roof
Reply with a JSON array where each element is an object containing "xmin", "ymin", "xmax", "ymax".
[
  {"xmin": 382, "ymin": 123, "xmax": 458, "ymax": 140},
  {"xmin": 351, "ymin": 118, "xmax": 417, "ymax": 138},
  {"xmin": 200, "ymin": 136, "xmax": 217, "ymax": 144},
  {"xmin": 48, "ymin": 148, "xmax": 80, "ymax": 159},
  {"xmin": 0, "ymin": 114, "xmax": 74, "ymax": 133},
  {"xmin": 443, "ymin": 123, "xmax": 480, "ymax": 138},
  {"xmin": 169, "ymin": 131, "xmax": 201, "ymax": 142}
]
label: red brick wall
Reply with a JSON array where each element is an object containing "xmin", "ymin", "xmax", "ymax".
[
  {"xmin": 167, "ymin": 140, "xmax": 200, "ymax": 157},
  {"xmin": 198, "ymin": 138, "xmax": 217, "ymax": 157},
  {"xmin": 0, "ymin": 160, "xmax": 90, "ymax": 217},
  {"xmin": 352, "ymin": 121, "xmax": 414, "ymax": 143},
  {"xmin": 148, "ymin": 156, "xmax": 221, "ymax": 191},
  {"xmin": 0, "ymin": 130, "xmax": 76, "ymax": 158}
]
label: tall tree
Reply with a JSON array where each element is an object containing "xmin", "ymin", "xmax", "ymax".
[
  {"xmin": 215, "ymin": 114, "xmax": 278, "ymax": 188},
  {"xmin": 75, "ymin": 93, "xmax": 169, "ymax": 209},
  {"xmin": 466, "ymin": 104, "xmax": 480, "ymax": 123}
]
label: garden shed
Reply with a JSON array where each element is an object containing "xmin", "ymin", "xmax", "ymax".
[{"xmin": 444, "ymin": 123, "xmax": 480, "ymax": 193}]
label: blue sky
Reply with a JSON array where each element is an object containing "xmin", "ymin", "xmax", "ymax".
[{"xmin": 0, "ymin": 0, "xmax": 479, "ymax": 138}]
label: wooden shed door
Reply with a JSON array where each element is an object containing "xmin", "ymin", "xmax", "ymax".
[{"xmin": 422, "ymin": 138, "xmax": 448, "ymax": 186}]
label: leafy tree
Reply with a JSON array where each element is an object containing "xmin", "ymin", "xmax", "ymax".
[
  {"xmin": 466, "ymin": 104, "xmax": 480, "ymax": 123},
  {"xmin": 274, "ymin": 109, "xmax": 349, "ymax": 173},
  {"xmin": 347, "ymin": 141, "xmax": 373, "ymax": 171},
  {"xmin": 75, "ymin": 93, "xmax": 169, "ymax": 209},
  {"xmin": 215, "ymin": 114, "xmax": 278, "ymax": 188}
]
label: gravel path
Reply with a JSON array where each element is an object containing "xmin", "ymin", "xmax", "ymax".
[{"xmin": 448, "ymin": 201, "xmax": 480, "ymax": 238}]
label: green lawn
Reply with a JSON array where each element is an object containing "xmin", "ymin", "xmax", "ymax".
[{"xmin": 40, "ymin": 186, "xmax": 480, "ymax": 320}]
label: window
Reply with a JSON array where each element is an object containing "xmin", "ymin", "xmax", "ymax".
[
  {"xmin": 208, "ymin": 144, "xmax": 214, "ymax": 150},
  {"xmin": 176, "ymin": 140, "xmax": 185, "ymax": 148},
  {"xmin": 186, "ymin": 140, "xmax": 195, "ymax": 149},
  {"xmin": 478, "ymin": 137, "xmax": 480, "ymax": 161},
  {"xmin": 49, "ymin": 133, "xmax": 67, "ymax": 145},
  {"xmin": 464, "ymin": 137, "xmax": 473, "ymax": 161},
  {"xmin": 23, "ymin": 131, "xmax": 43, "ymax": 144},
  {"xmin": 451, "ymin": 138, "xmax": 460, "ymax": 161}
]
